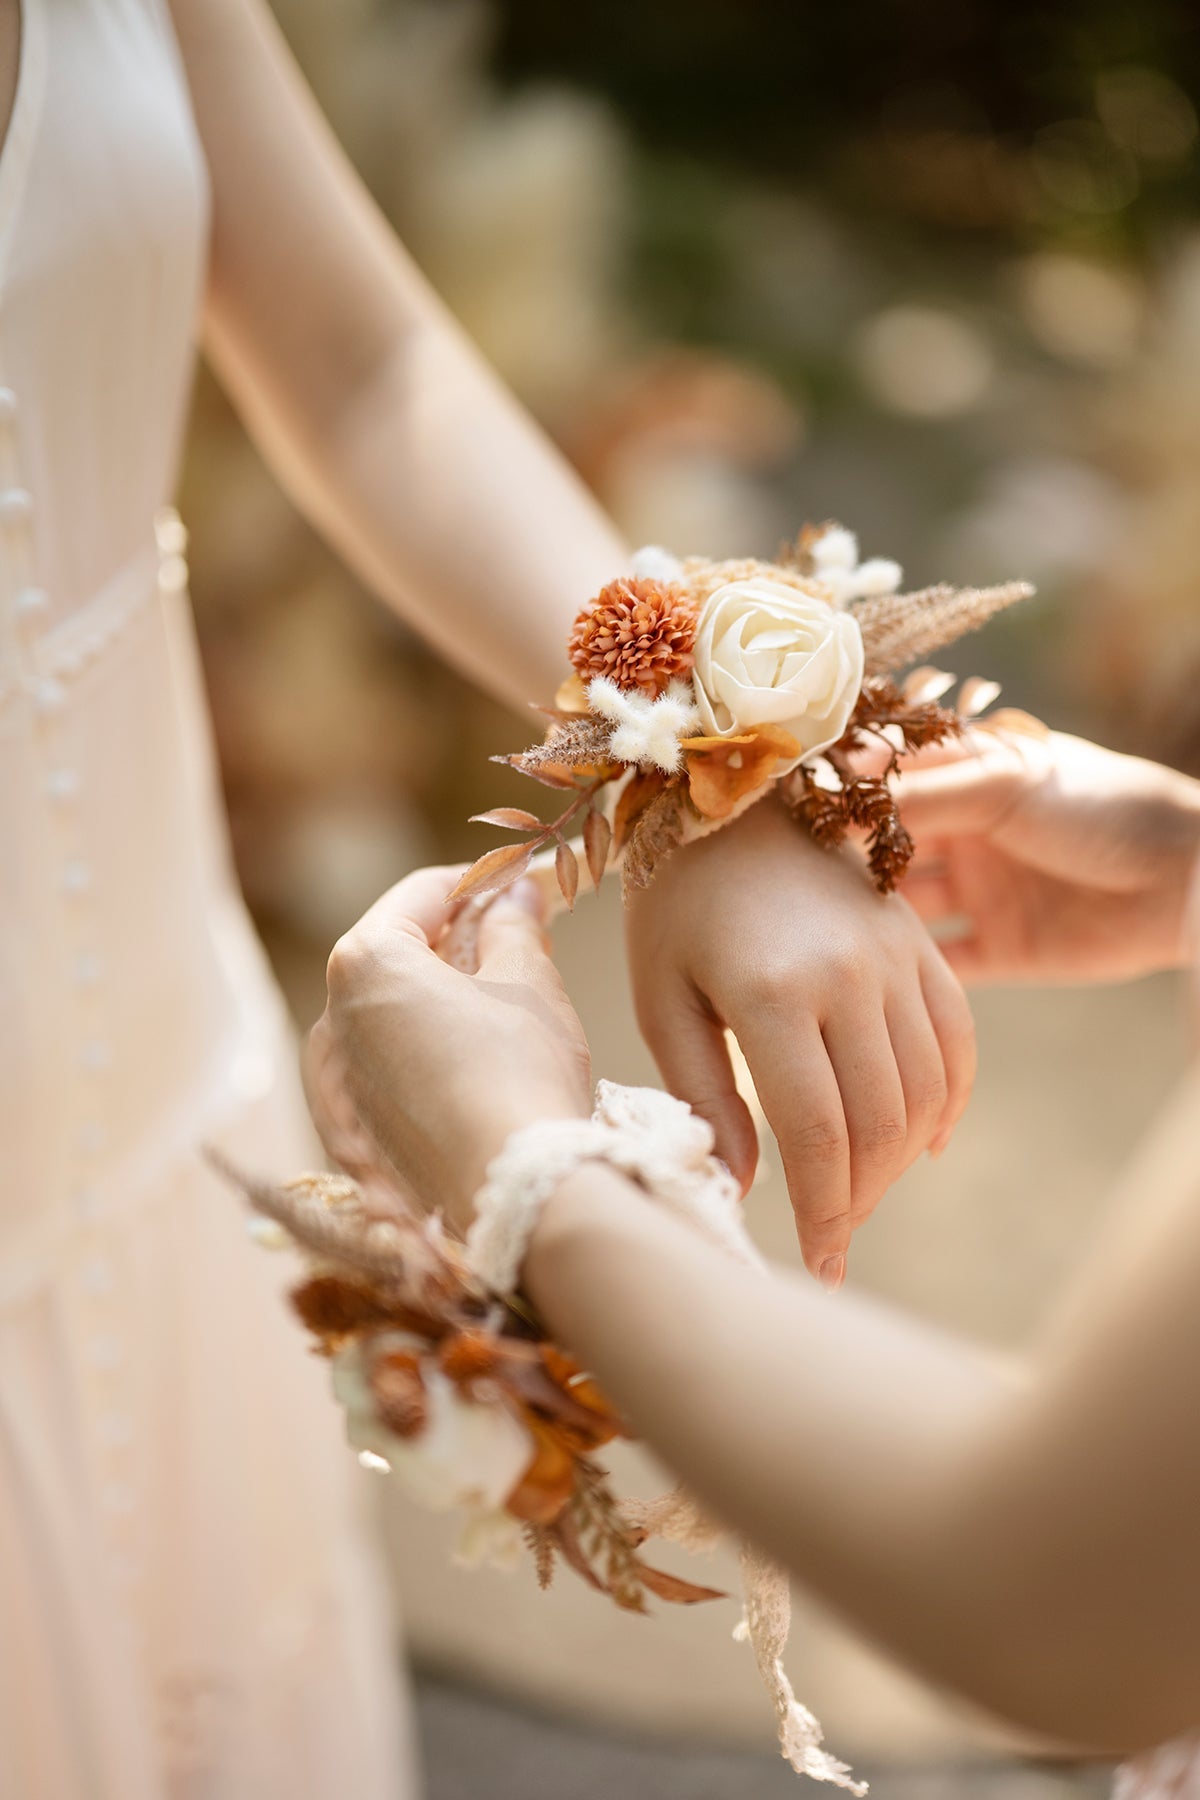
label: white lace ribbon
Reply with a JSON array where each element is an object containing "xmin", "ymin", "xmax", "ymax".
[{"xmin": 465, "ymin": 1082, "xmax": 867, "ymax": 1794}]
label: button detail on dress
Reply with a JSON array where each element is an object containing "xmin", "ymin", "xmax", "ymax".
[
  {"xmin": 73, "ymin": 950, "xmax": 104, "ymax": 986},
  {"xmin": 16, "ymin": 586, "xmax": 48, "ymax": 616},
  {"xmin": 154, "ymin": 508, "xmax": 188, "ymax": 555},
  {"xmin": 80, "ymin": 1255, "xmax": 115, "ymax": 1295},
  {"xmin": 97, "ymin": 1412, "xmax": 134, "ymax": 1447},
  {"xmin": 0, "ymin": 386, "xmax": 18, "ymax": 422},
  {"xmin": 89, "ymin": 1334, "xmax": 123, "ymax": 1371},
  {"xmin": 0, "ymin": 486, "xmax": 33, "ymax": 524},
  {"xmin": 71, "ymin": 1186, "xmax": 102, "ymax": 1222},
  {"xmin": 47, "ymin": 766, "xmax": 81, "ymax": 802},
  {"xmin": 32, "ymin": 676, "xmax": 66, "ymax": 715},
  {"xmin": 80, "ymin": 1039, "xmax": 113, "ymax": 1072},
  {"xmin": 76, "ymin": 1121, "xmax": 107, "ymax": 1155},
  {"xmin": 61, "ymin": 858, "xmax": 93, "ymax": 895}
]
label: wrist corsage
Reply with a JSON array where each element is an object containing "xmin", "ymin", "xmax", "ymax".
[
  {"xmin": 214, "ymin": 1081, "xmax": 872, "ymax": 1792},
  {"xmin": 452, "ymin": 525, "xmax": 1034, "ymax": 910}
]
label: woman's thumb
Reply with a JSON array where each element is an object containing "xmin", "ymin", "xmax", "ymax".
[{"xmin": 475, "ymin": 879, "xmax": 549, "ymax": 976}]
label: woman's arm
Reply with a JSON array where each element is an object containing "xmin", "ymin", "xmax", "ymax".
[
  {"xmin": 168, "ymin": 0, "xmax": 625, "ymax": 709},
  {"xmin": 167, "ymin": 0, "xmax": 978, "ymax": 1238},
  {"xmin": 524, "ymin": 1073, "xmax": 1200, "ymax": 1757},
  {"xmin": 313, "ymin": 868, "xmax": 1200, "ymax": 1757}
]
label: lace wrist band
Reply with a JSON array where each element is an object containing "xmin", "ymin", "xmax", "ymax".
[{"xmin": 464, "ymin": 1080, "xmax": 758, "ymax": 1297}]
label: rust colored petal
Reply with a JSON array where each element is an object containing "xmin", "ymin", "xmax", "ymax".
[
  {"xmin": 504, "ymin": 1416, "xmax": 580, "ymax": 1525},
  {"xmin": 684, "ymin": 724, "xmax": 800, "ymax": 820}
]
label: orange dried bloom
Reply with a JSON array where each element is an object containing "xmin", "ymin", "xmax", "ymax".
[
  {"xmin": 568, "ymin": 578, "xmax": 697, "ymax": 696},
  {"xmin": 439, "ymin": 1328, "xmax": 502, "ymax": 1382}
]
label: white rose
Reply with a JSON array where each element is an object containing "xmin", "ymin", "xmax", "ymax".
[{"xmin": 691, "ymin": 577, "xmax": 864, "ymax": 772}]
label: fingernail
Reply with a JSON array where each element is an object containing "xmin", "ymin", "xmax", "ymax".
[
  {"xmin": 929, "ymin": 1127, "xmax": 952, "ymax": 1160},
  {"xmin": 818, "ymin": 1254, "xmax": 845, "ymax": 1294}
]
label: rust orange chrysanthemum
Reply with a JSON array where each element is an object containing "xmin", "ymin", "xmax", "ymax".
[{"xmin": 568, "ymin": 577, "xmax": 697, "ymax": 697}]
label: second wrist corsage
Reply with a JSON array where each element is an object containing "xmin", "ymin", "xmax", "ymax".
[{"xmin": 452, "ymin": 525, "xmax": 1035, "ymax": 910}]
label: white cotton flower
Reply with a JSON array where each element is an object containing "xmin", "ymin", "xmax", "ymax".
[
  {"xmin": 812, "ymin": 526, "xmax": 859, "ymax": 571},
  {"xmin": 691, "ymin": 578, "xmax": 864, "ymax": 773},
  {"xmin": 851, "ymin": 556, "xmax": 902, "ymax": 597},
  {"xmin": 808, "ymin": 526, "xmax": 903, "ymax": 605},
  {"xmin": 630, "ymin": 543, "xmax": 685, "ymax": 584},
  {"xmin": 588, "ymin": 675, "xmax": 700, "ymax": 774}
]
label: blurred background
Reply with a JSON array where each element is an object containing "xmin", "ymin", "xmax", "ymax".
[{"xmin": 181, "ymin": 2, "xmax": 1200, "ymax": 1794}]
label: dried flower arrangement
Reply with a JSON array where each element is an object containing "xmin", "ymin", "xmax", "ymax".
[
  {"xmin": 451, "ymin": 526, "xmax": 1035, "ymax": 910},
  {"xmin": 212, "ymin": 1075, "xmax": 871, "ymax": 1791},
  {"xmin": 213, "ymin": 1156, "xmax": 723, "ymax": 1612}
]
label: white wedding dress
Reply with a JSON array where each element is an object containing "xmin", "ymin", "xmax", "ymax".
[{"xmin": 0, "ymin": 2, "xmax": 413, "ymax": 1796}]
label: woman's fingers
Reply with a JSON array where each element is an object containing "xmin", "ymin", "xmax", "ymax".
[
  {"xmin": 636, "ymin": 978, "xmax": 760, "ymax": 1196},
  {"xmin": 918, "ymin": 951, "xmax": 978, "ymax": 1151},
  {"xmin": 731, "ymin": 1010, "xmax": 855, "ymax": 1284},
  {"xmin": 883, "ymin": 984, "xmax": 951, "ymax": 1171},
  {"xmin": 821, "ymin": 1009, "xmax": 910, "ymax": 1231},
  {"xmin": 301, "ymin": 1013, "xmax": 384, "ymax": 1179}
]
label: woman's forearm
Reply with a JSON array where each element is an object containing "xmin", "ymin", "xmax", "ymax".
[
  {"xmin": 525, "ymin": 1143, "xmax": 1200, "ymax": 1754},
  {"xmin": 244, "ymin": 318, "xmax": 627, "ymax": 710},
  {"xmin": 176, "ymin": 0, "xmax": 625, "ymax": 711}
]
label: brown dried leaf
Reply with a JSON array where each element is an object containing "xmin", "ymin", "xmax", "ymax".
[
  {"xmin": 470, "ymin": 807, "xmax": 544, "ymax": 831},
  {"xmin": 551, "ymin": 1511, "xmax": 611, "ymax": 1596},
  {"xmin": 902, "ymin": 666, "xmax": 956, "ymax": 704},
  {"xmin": 555, "ymin": 841, "xmax": 579, "ymax": 911},
  {"xmin": 445, "ymin": 841, "xmax": 534, "ymax": 904},
  {"xmin": 958, "ymin": 676, "xmax": 1001, "ymax": 718},
  {"xmin": 634, "ymin": 1560, "xmax": 725, "ymax": 1606},
  {"xmin": 492, "ymin": 753, "xmax": 579, "ymax": 791},
  {"xmin": 583, "ymin": 810, "xmax": 611, "ymax": 888}
]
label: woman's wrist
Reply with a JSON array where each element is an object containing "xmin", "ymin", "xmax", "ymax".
[{"xmin": 522, "ymin": 1161, "xmax": 650, "ymax": 1305}]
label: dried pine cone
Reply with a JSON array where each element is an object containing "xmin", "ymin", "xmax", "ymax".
[{"xmin": 568, "ymin": 578, "xmax": 697, "ymax": 697}]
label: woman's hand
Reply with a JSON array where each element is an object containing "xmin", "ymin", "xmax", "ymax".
[
  {"xmin": 305, "ymin": 868, "xmax": 592, "ymax": 1232},
  {"xmin": 625, "ymin": 796, "xmax": 975, "ymax": 1285},
  {"xmin": 895, "ymin": 728, "xmax": 1200, "ymax": 985}
]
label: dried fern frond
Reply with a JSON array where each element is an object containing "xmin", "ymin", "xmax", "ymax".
[
  {"xmin": 499, "ymin": 717, "xmax": 616, "ymax": 780},
  {"xmin": 207, "ymin": 1157, "xmax": 413, "ymax": 1286},
  {"xmin": 525, "ymin": 1523, "xmax": 558, "ymax": 1590},
  {"xmin": 854, "ymin": 580, "xmax": 1032, "ymax": 677},
  {"xmin": 620, "ymin": 784, "xmax": 688, "ymax": 899}
]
